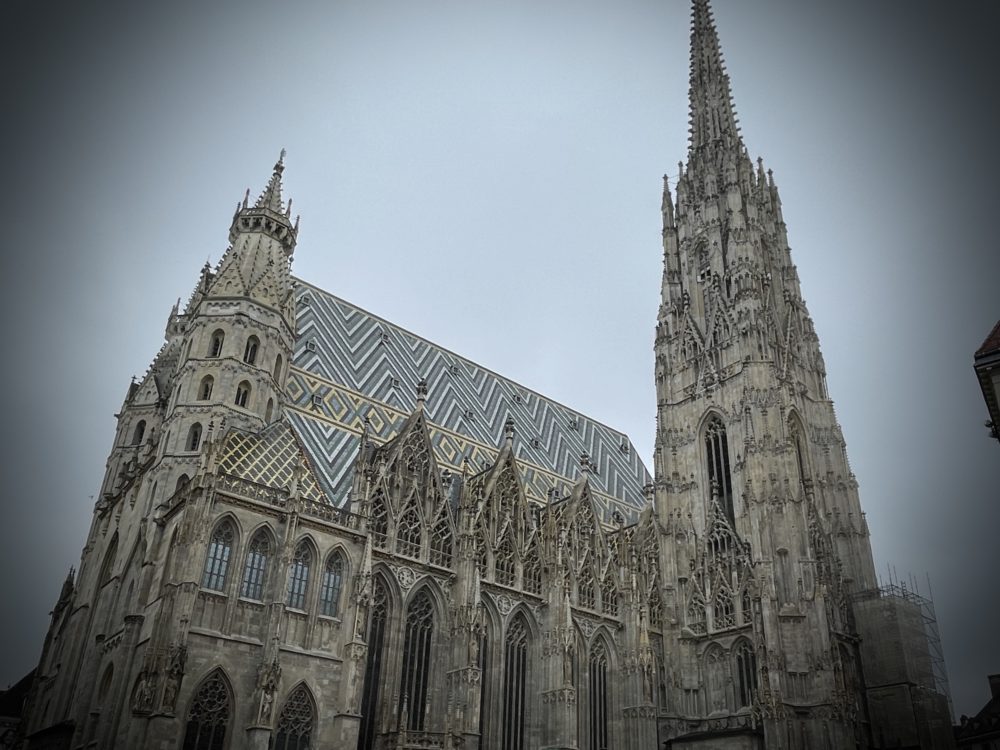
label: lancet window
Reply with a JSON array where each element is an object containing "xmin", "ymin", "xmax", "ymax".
[
  {"xmin": 734, "ymin": 641, "xmax": 758, "ymax": 709},
  {"xmin": 319, "ymin": 552, "xmax": 344, "ymax": 617},
  {"xmin": 399, "ymin": 589, "xmax": 434, "ymax": 731},
  {"xmin": 181, "ymin": 669, "xmax": 231, "ymax": 750},
  {"xmin": 198, "ymin": 376, "xmax": 214, "ymax": 401},
  {"xmin": 396, "ymin": 504, "xmax": 421, "ymax": 558},
  {"xmin": 240, "ymin": 530, "xmax": 270, "ymax": 600},
  {"xmin": 578, "ymin": 566, "xmax": 596, "ymax": 610},
  {"xmin": 234, "ymin": 381, "xmax": 251, "ymax": 409},
  {"xmin": 501, "ymin": 616, "xmax": 529, "ymax": 750},
  {"xmin": 589, "ymin": 640, "xmax": 610, "ymax": 750},
  {"xmin": 713, "ymin": 586, "xmax": 736, "ymax": 629},
  {"xmin": 704, "ymin": 416, "xmax": 734, "ymax": 520},
  {"xmin": 132, "ymin": 420, "xmax": 146, "ymax": 445},
  {"xmin": 789, "ymin": 416, "xmax": 808, "ymax": 488},
  {"xmin": 369, "ymin": 491, "xmax": 389, "ymax": 549},
  {"xmin": 495, "ymin": 532, "xmax": 516, "ymax": 587},
  {"xmin": 187, "ymin": 423, "xmax": 203, "ymax": 452},
  {"xmin": 273, "ymin": 354, "xmax": 283, "ymax": 382},
  {"xmin": 201, "ymin": 521, "xmax": 234, "ymax": 592},
  {"xmin": 648, "ymin": 583, "xmax": 663, "ymax": 630},
  {"xmin": 522, "ymin": 548, "xmax": 541, "ymax": 595},
  {"xmin": 208, "ymin": 330, "xmax": 225, "ymax": 358},
  {"xmin": 273, "ymin": 684, "xmax": 315, "ymax": 750},
  {"xmin": 687, "ymin": 591, "xmax": 707, "ymax": 635},
  {"xmin": 601, "ymin": 576, "xmax": 619, "ymax": 617},
  {"xmin": 243, "ymin": 336, "xmax": 259, "ymax": 365},
  {"xmin": 429, "ymin": 515, "xmax": 452, "ymax": 567},
  {"xmin": 358, "ymin": 579, "xmax": 389, "ymax": 750},
  {"xmin": 286, "ymin": 543, "xmax": 311, "ymax": 610}
]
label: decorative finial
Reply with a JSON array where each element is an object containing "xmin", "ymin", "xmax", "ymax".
[
  {"xmin": 503, "ymin": 415, "xmax": 515, "ymax": 444},
  {"xmin": 416, "ymin": 377, "xmax": 428, "ymax": 407},
  {"xmin": 579, "ymin": 452, "xmax": 591, "ymax": 476},
  {"xmin": 243, "ymin": 188, "xmax": 250, "ymax": 209}
]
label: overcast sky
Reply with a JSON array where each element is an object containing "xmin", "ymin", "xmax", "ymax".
[{"xmin": 2, "ymin": 0, "xmax": 998, "ymax": 720}]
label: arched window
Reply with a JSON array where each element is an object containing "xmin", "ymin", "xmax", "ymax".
[
  {"xmin": 706, "ymin": 647, "xmax": 727, "ymax": 713},
  {"xmin": 704, "ymin": 415, "xmax": 734, "ymax": 520},
  {"xmin": 286, "ymin": 542, "xmax": 311, "ymax": 610},
  {"xmin": 182, "ymin": 669, "xmax": 231, "ymax": 750},
  {"xmin": 601, "ymin": 576, "xmax": 619, "ymax": 617},
  {"xmin": 578, "ymin": 566, "xmax": 596, "ymax": 610},
  {"xmin": 132, "ymin": 420, "xmax": 146, "ymax": 446},
  {"xmin": 186, "ymin": 423, "xmax": 203, "ymax": 452},
  {"xmin": 495, "ymin": 532, "xmax": 516, "ymax": 587},
  {"xmin": 429, "ymin": 515, "xmax": 452, "ymax": 567},
  {"xmin": 273, "ymin": 354, "xmax": 283, "ymax": 382},
  {"xmin": 523, "ymin": 548, "xmax": 541, "ymax": 595},
  {"xmin": 208, "ymin": 329, "xmax": 225, "ymax": 358},
  {"xmin": 265, "ymin": 398, "xmax": 274, "ymax": 423},
  {"xmin": 789, "ymin": 416, "xmax": 808, "ymax": 488},
  {"xmin": 201, "ymin": 521, "xmax": 235, "ymax": 592},
  {"xmin": 369, "ymin": 491, "xmax": 389, "ymax": 549},
  {"xmin": 319, "ymin": 552, "xmax": 344, "ymax": 617},
  {"xmin": 713, "ymin": 586, "xmax": 735, "ymax": 629},
  {"xmin": 734, "ymin": 641, "xmax": 758, "ymax": 709},
  {"xmin": 502, "ymin": 616, "xmax": 529, "ymax": 750},
  {"xmin": 589, "ymin": 640, "xmax": 610, "ymax": 750},
  {"xmin": 399, "ymin": 589, "xmax": 434, "ymax": 731},
  {"xmin": 198, "ymin": 376, "xmax": 214, "ymax": 401},
  {"xmin": 235, "ymin": 381, "xmax": 251, "ymax": 409},
  {"xmin": 243, "ymin": 336, "xmax": 259, "ymax": 365},
  {"xmin": 240, "ymin": 530, "xmax": 271, "ymax": 600},
  {"xmin": 396, "ymin": 504, "xmax": 421, "ymax": 558},
  {"xmin": 273, "ymin": 684, "xmax": 315, "ymax": 750},
  {"xmin": 359, "ymin": 578, "xmax": 390, "ymax": 750}
]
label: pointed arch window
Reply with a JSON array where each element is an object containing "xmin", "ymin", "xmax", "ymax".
[
  {"xmin": 235, "ymin": 381, "xmax": 251, "ymax": 409},
  {"xmin": 704, "ymin": 416, "xmax": 734, "ymax": 520},
  {"xmin": 319, "ymin": 552, "xmax": 344, "ymax": 617},
  {"xmin": 734, "ymin": 641, "xmax": 758, "ymax": 709},
  {"xmin": 243, "ymin": 336, "xmax": 259, "ymax": 365},
  {"xmin": 182, "ymin": 669, "xmax": 231, "ymax": 750},
  {"xmin": 265, "ymin": 398, "xmax": 274, "ymax": 423},
  {"xmin": 186, "ymin": 423, "xmax": 203, "ymax": 452},
  {"xmin": 208, "ymin": 330, "xmax": 225, "ymax": 359},
  {"xmin": 601, "ymin": 575, "xmax": 619, "ymax": 617},
  {"xmin": 273, "ymin": 684, "xmax": 315, "ymax": 750},
  {"xmin": 495, "ymin": 532, "xmax": 516, "ymax": 587},
  {"xmin": 713, "ymin": 586, "xmax": 736, "ymax": 629},
  {"xmin": 687, "ymin": 591, "xmax": 707, "ymax": 635},
  {"xmin": 286, "ymin": 543, "xmax": 311, "ymax": 610},
  {"xmin": 369, "ymin": 491, "xmax": 389, "ymax": 550},
  {"xmin": 589, "ymin": 640, "xmax": 610, "ymax": 750},
  {"xmin": 359, "ymin": 578, "xmax": 389, "ymax": 750},
  {"xmin": 132, "ymin": 420, "xmax": 146, "ymax": 445},
  {"xmin": 578, "ymin": 566, "xmax": 596, "ymax": 610},
  {"xmin": 706, "ymin": 647, "xmax": 728, "ymax": 713},
  {"xmin": 648, "ymin": 583, "xmax": 663, "ymax": 630},
  {"xmin": 789, "ymin": 416, "xmax": 808, "ymax": 488},
  {"xmin": 240, "ymin": 530, "xmax": 271, "ymax": 600},
  {"xmin": 201, "ymin": 521, "xmax": 234, "ymax": 592},
  {"xmin": 99, "ymin": 534, "xmax": 119, "ymax": 588},
  {"xmin": 273, "ymin": 354, "xmax": 284, "ymax": 382},
  {"xmin": 523, "ymin": 547, "xmax": 541, "ymax": 595},
  {"xmin": 429, "ymin": 514, "xmax": 453, "ymax": 567},
  {"xmin": 398, "ymin": 589, "xmax": 434, "ymax": 731},
  {"xmin": 198, "ymin": 376, "xmax": 214, "ymax": 401},
  {"xmin": 501, "ymin": 616, "xmax": 529, "ymax": 750},
  {"xmin": 396, "ymin": 503, "xmax": 421, "ymax": 558}
]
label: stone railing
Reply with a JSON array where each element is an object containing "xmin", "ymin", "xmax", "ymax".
[
  {"xmin": 301, "ymin": 498, "xmax": 362, "ymax": 530},
  {"xmin": 379, "ymin": 731, "xmax": 446, "ymax": 749},
  {"xmin": 216, "ymin": 474, "xmax": 288, "ymax": 508}
]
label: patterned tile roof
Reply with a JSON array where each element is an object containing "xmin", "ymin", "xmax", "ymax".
[{"xmin": 285, "ymin": 279, "xmax": 652, "ymax": 522}]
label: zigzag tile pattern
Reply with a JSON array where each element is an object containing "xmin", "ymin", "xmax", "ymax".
[
  {"xmin": 217, "ymin": 422, "xmax": 328, "ymax": 504},
  {"xmin": 286, "ymin": 279, "xmax": 652, "ymax": 522}
]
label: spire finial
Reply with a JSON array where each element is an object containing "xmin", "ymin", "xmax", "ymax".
[
  {"xmin": 253, "ymin": 152, "xmax": 287, "ymax": 213},
  {"xmin": 503, "ymin": 415, "xmax": 515, "ymax": 445},
  {"xmin": 579, "ymin": 452, "xmax": 591, "ymax": 476},
  {"xmin": 687, "ymin": 0, "xmax": 742, "ymax": 153},
  {"xmin": 416, "ymin": 377, "xmax": 428, "ymax": 408}
]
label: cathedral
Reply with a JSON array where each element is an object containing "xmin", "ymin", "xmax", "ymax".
[{"xmin": 20, "ymin": 2, "xmax": 955, "ymax": 749}]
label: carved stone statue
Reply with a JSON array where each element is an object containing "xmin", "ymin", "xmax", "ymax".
[
  {"xmin": 160, "ymin": 644, "xmax": 187, "ymax": 712},
  {"xmin": 132, "ymin": 670, "xmax": 154, "ymax": 713},
  {"xmin": 256, "ymin": 658, "xmax": 281, "ymax": 725}
]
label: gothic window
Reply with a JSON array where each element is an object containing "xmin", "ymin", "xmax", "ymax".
[
  {"xmin": 713, "ymin": 586, "xmax": 736, "ymax": 629},
  {"xmin": 578, "ymin": 566, "xmax": 596, "ymax": 610},
  {"xmin": 273, "ymin": 684, "xmax": 315, "ymax": 750},
  {"xmin": 396, "ymin": 504, "xmax": 421, "ymax": 558},
  {"xmin": 501, "ymin": 616, "xmax": 529, "ymax": 750},
  {"xmin": 704, "ymin": 415, "xmax": 734, "ymax": 520},
  {"xmin": 740, "ymin": 588, "xmax": 752, "ymax": 625},
  {"xmin": 495, "ymin": 532, "xmax": 516, "ymax": 587},
  {"xmin": 187, "ymin": 423, "xmax": 203, "ymax": 452},
  {"xmin": 98, "ymin": 534, "xmax": 118, "ymax": 587},
  {"xmin": 286, "ymin": 542, "xmax": 312, "ymax": 610},
  {"xmin": 429, "ymin": 515, "xmax": 452, "ymax": 567},
  {"xmin": 235, "ymin": 381, "xmax": 251, "ymax": 409},
  {"xmin": 705, "ymin": 647, "xmax": 727, "ymax": 713},
  {"xmin": 319, "ymin": 552, "xmax": 344, "ymax": 617},
  {"xmin": 208, "ymin": 330, "xmax": 225, "ymax": 359},
  {"xmin": 601, "ymin": 575, "xmax": 619, "ymax": 617},
  {"xmin": 369, "ymin": 491, "xmax": 389, "ymax": 550},
  {"xmin": 199, "ymin": 376, "xmax": 214, "ymax": 401},
  {"xmin": 399, "ymin": 589, "xmax": 435, "ymax": 731},
  {"xmin": 734, "ymin": 641, "xmax": 758, "ymax": 709},
  {"xmin": 687, "ymin": 591, "xmax": 706, "ymax": 635},
  {"xmin": 523, "ymin": 547, "xmax": 541, "ymax": 595},
  {"xmin": 789, "ymin": 416, "xmax": 808, "ymax": 487},
  {"xmin": 265, "ymin": 398, "xmax": 274, "ymax": 423},
  {"xmin": 243, "ymin": 336, "xmax": 259, "ymax": 365},
  {"xmin": 589, "ymin": 640, "xmax": 610, "ymax": 750},
  {"xmin": 132, "ymin": 420, "xmax": 146, "ymax": 445},
  {"xmin": 359, "ymin": 578, "xmax": 389, "ymax": 750},
  {"xmin": 648, "ymin": 584, "xmax": 663, "ymax": 630},
  {"xmin": 273, "ymin": 354, "xmax": 283, "ymax": 382},
  {"xmin": 201, "ymin": 521, "xmax": 234, "ymax": 592},
  {"xmin": 182, "ymin": 669, "xmax": 231, "ymax": 750},
  {"xmin": 240, "ymin": 530, "xmax": 270, "ymax": 600}
]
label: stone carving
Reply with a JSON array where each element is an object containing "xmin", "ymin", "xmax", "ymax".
[
  {"xmin": 131, "ymin": 670, "xmax": 154, "ymax": 714},
  {"xmin": 256, "ymin": 658, "xmax": 281, "ymax": 725},
  {"xmin": 160, "ymin": 643, "xmax": 187, "ymax": 713}
]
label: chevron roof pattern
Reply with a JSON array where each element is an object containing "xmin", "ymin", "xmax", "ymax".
[{"xmin": 285, "ymin": 279, "xmax": 652, "ymax": 522}]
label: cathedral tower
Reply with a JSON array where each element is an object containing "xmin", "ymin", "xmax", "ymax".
[{"xmin": 653, "ymin": 1, "xmax": 878, "ymax": 746}]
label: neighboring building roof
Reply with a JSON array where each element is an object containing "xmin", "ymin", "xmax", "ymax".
[
  {"xmin": 0, "ymin": 669, "xmax": 34, "ymax": 719},
  {"xmin": 284, "ymin": 279, "xmax": 652, "ymax": 522},
  {"xmin": 975, "ymin": 319, "xmax": 1000, "ymax": 358},
  {"xmin": 974, "ymin": 319, "xmax": 1000, "ymax": 443},
  {"xmin": 955, "ymin": 674, "xmax": 1000, "ymax": 745}
]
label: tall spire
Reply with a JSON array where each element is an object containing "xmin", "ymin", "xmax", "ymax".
[
  {"xmin": 254, "ymin": 148, "xmax": 287, "ymax": 213},
  {"xmin": 687, "ymin": 0, "xmax": 741, "ymax": 153}
]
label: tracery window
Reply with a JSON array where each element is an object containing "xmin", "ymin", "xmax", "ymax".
[
  {"xmin": 369, "ymin": 491, "xmax": 389, "ymax": 550},
  {"xmin": 235, "ymin": 381, "xmax": 251, "ymax": 409},
  {"xmin": 396, "ymin": 504, "xmax": 421, "ymax": 558},
  {"xmin": 187, "ymin": 423, "xmax": 203, "ymax": 452},
  {"xmin": 501, "ymin": 616, "xmax": 529, "ymax": 750},
  {"xmin": 713, "ymin": 586, "xmax": 736, "ymax": 629},
  {"xmin": 523, "ymin": 548, "xmax": 541, "ymax": 595},
  {"xmin": 687, "ymin": 591, "xmax": 706, "ymax": 635},
  {"xmin": 495, "ymin": 532, "xmax": 516, "ymax": 587},
  {"xmin": 578, "ymin": 566, "xmax": 596, "ymax": 610},
  {"xmin": 648, "ymin": 584, "xmax": 663, "ymax": 630},
  {"xmin": 399, "ymin": 589, "xmax": 434, "ymax": 731},
  {"xmin": 201, "ymin": 521, "xmax": 234, "ymax": 592},
  {"xmin": 198, "ymin": 376, "xmax": 214, "ymax": 401},
  {"xmin": 286, "ymin": 543, "xmax": 311, "ymax": 610},
  {"xmin": 429, "ymin": 515, "xmax": 453, "ymax": 567},
  {"xmin": 273, "ymin": 684, "xmax": 315, "ymax": 750},
  {"xmin": 208, "ymin": 330, "xmax": 225, "ymax": 359},
  {"xmin": 240, "ymin": 530, "xmax": 270, "ymax": 600},
  {"xmin": 243, "ymin": 336, "xmax": 259, "ymax": 365},
  {"xmin": 704, "ymin": 415, "xmax": 734, "ymax": 520},
  {"xmin": 601, "ymin": 576, "xmax": 619, "ymax": 617},
  {"xmin": 319, "ymin": 552, "xmax": 344, "ymax": 617},
  {"xmin": 181, "ymin": 669, "xmax": 231, "ymax": 750},
  {"xmin": 589, "ymin": 640, "xmax": 610, "ymax": 750},
  {"xmin": 734, "ymin": 641, "xmax": 758, "ymax": 709},
  {"xmin": 359, "ymin": 579, "xmax": 389, "ymax": 750}
]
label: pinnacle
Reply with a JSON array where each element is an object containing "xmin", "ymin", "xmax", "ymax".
[
  {"xmin": 687, "ymin": 0, "xmax": 742, "ymax": 154},
  {"xmin": 253, "ymin": 149, "xmax": 288, "ymax": 213}
]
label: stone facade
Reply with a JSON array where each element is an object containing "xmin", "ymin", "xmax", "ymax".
[{"xmin": 20, "ymin": 2, "xmax": 953, "ymax": 749}]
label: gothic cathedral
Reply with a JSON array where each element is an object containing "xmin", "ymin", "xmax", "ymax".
[{"xmin": 21, "ymin": 2, "xmax": 954, "ymax": 749}]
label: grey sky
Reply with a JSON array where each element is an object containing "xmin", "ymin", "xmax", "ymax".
[{"xmin": 2, "ymin": 0, "xmax": 998, "ymax": 719}]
